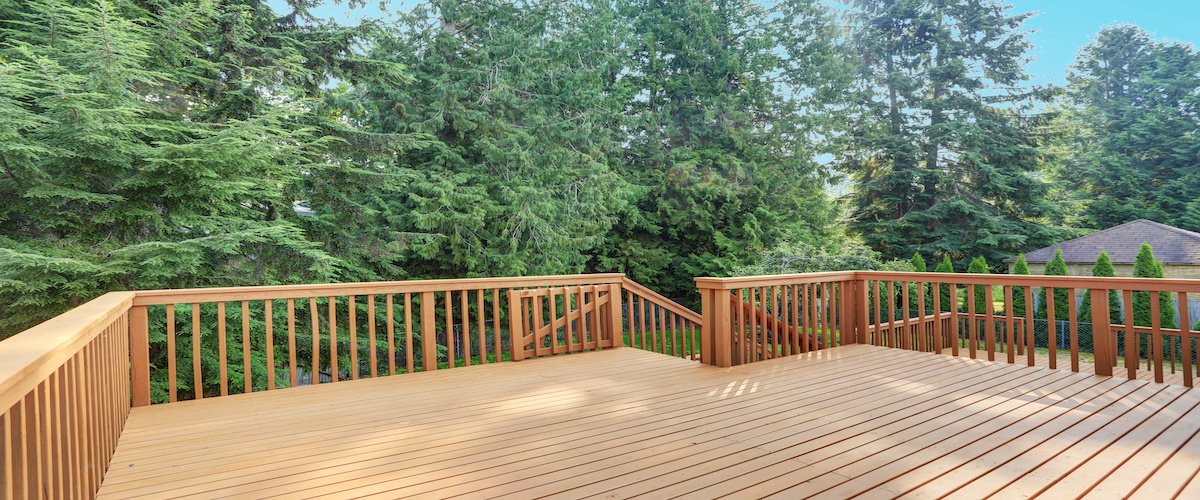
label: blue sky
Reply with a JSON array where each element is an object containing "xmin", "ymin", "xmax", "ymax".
[{"xmin": 269, "ymin": 0, "xmax": 1199, "ymax": 86}]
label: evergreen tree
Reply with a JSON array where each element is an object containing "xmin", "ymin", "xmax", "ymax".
[
  {"xmin": 1062, "ymin": 26, "xmax": 1200, "ymax": 232},
  {"xmin": 1132, "ymin": 243, "xmax": 1178, "ymax": 328},
  {"xmin": 966, "ymin": 256, "xmax": 989, "ymax": 314},
  {"xmin": 1012, "ymin": 254, "xmax": 1030, "ymax": 319},
  {"xmin": 935, "ymin": 255, "xmax": 954, "ymax": 312},
  {"xmin": 1078, "ymin": 251, "xmax": 1122, "ymax": 324},
  {"xmin": 838, "ymin": 0, "xmax": 1061, "ymax": 264},
  {"xmin": 602, "ymin": 0, "xmax": 850, "ymax": 297},
  {"xmin": 1036, "ymin": 249, "xmax": 1071, "ymax": 320},
  {"xmin": 908, "ymin": 252, "xmax": 927, "ymax": 310}
]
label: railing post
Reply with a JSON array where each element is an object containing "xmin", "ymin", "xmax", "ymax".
[
  {"xmin": 609, "ymin": 283, "xmax": 624, "ymax": 347},
  {"xmin": 856, "ymin": 278, "xmax": 869, "ymax": 344},
  {"xmin": 507, "ymin": 290, "xmax": 525, "ymax": 362},
  {"xmin": 1090, "ymin": 288, "xmax": 1113, "ymax": 376},
  {"xmin": 130, "ymin": 305, "xmax": 151, "ymax": 407},
  {"xmin": 697, "ymin": 284, "xmax": 733, "ymax": 367}
]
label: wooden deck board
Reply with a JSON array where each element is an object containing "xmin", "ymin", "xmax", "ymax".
[{"xmin": 98, "ymin": 344, "xmax": 1198, "ymax": 499}]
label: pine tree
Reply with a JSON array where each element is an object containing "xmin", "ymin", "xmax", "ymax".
[
  {"xmin": 966, "ymin": 256, "xmax": 990, "ymax": 314},
  {"xmin": 1012, "ymin": 254, "xmax": 1030, "ymax": 319},
  {"xmin": 839, "ymin": 0, "xmax": 1061, "ymax": 264},
  {"xmin": 1132, "ymin": 243, "xmax": 1178, "ymax": 328},
  {"xmin": 602, "ymin": 0, "xmax": 849, "ymax": 297},
  {"xmin": 1063, "ymin": 26, "xmax": 1200, "ymax": 231},
  {"xmin": 935, "ymin": 255, "xmax": 954, "ymax": 312},
  {"xmin": 1079, "ymin": 251, "xmax": 1122, "ymax": 324},
  {"xmin": 1037, "ymin": 249, "xmax": 1071, "ymax": 320}
]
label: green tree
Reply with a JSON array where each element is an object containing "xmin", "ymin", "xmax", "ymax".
[
  {"xmin": 838, "ymin": 0, "xmax": 1061, "ymax": 264},
  {"xmin": 908, "ymin": 252, "xmax": 928, "ymax": 310},
  {"xmin": 966, "ymin": 256, "xmax": 989, "ymax": 314},
  {"xmin": 1011, "ymin": 254, "xmax": 1030, "ymax": 319},
  {"xmin": 1061, "ymin": 26, "xmax": 1200, "ymax": 232},
  {"xmin": 1036, "ymin": 249, "xmax": 1071, "ymax": 320},
  {"xmin": 935, "ymin": 255, "xmax": 954, "ymax": 312},
  {"xmin": 1132, "ymin": 243, "xmax": 1178, "ymax": 328},
  {"xmin": 602, "ymin": 0, "xmax": 850, "ymax": 298},
  {"xmin": 1078, "ymin": 251, "xmax": 1122, "ymax": 324}
]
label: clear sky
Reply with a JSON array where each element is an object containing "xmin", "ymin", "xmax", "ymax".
[{"xmin": 269, "ymin": 0, "xmax": 1200, "ymax": 87}]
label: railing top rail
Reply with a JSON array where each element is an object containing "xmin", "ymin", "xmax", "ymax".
[
  {"xmin": 694, "ymin": 271, "xmax": 859, "ymax": 290},
  {"xmin": 853, "ymin": 270, "xmax": 1200, "ymax": 292},
  {"xmin": 0, "ymin": 291, "xmax": 134, "ymax": 411},
  {"xmin": 622, "ymin": 278, "xmax": 703, "ymax": 323},
  {"xmin": 131, "ymin": 273, "xmax": 626, "ymax": 306}
]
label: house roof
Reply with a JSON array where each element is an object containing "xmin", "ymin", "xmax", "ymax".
[{"xmin": 1003, "ymin": 219, "xmax": 1200, "ymax": 265}]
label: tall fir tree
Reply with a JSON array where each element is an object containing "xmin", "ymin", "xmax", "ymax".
[
  {"xmin": 1078, "ymin": 251, "xmax": 1122, "ymax": 324},
  {"xmin": 838, "ymin": 0, "xmax": 1061, "ymax": 264},
  {"xmin": 602, "ymin": 0, "xmax": 850, "ymax": 297},
  {"xmin": 1036, "ymin": 249, "xmax": 1071, "ymax": 320},
  {"xmin": 1132, "ymin": 243, "xmax": 1178, "ymax": 328},
  {"xmin": 1012, "ymin": 254, "xmax": 1030, "ymax": 319},
  {"xmin": 1062, "ymin": 26, "xmax": 1200, "ymax": 232}
]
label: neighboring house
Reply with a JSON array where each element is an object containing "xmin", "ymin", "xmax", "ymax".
[
  {"xmin": 1004, "ymin": 219, "xmax": 1200, "ymax": 279},
  {"xmin": 1004, "ymin": 219, "xmax": 1200, "ymax": 326}
]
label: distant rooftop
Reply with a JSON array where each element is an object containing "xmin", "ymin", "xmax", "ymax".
[{"xmin": 1004, "ymin": 219, "xmax": 1200, "ymax": 265}]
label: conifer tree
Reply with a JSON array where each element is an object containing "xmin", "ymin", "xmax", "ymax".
[
  {"xmin": 935, "ymin": 255, "xmax": 954, "ymax": 312},
  {"xmin": 1037, "ymin": 249, "xmax": 1071, "ymax": 320},
  {"xmin": 1079, "ymin": 251, "xmax": 1122, "ymax": 324},
  {"xmin": 839, "ymin": 0, "xmax": 1061, "ymax": 263},
  {"xmin": 1012, "ymin": 254, "xmax": 1030, "ymax": 319},
  {"xmin": 966, "ymin": 256, "xmax": 989, "ymax": 314},
  {"xmin": 1132, "ymin": 243, "xmax": 1178, "ymax": 328},
  {"xmin": 908, "ymin": 252, "xmax": 927, "ymax": 310}
]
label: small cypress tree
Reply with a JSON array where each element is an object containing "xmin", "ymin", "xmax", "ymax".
[
  {"xmin": 909, "ymin": 253, "xmax": 928, "ymax": 311},
  {"xmin": 1133, "ymin": 243, "xmax": 1178, "ymax": 328},
  {"xmin": 935, "ymin": 255, "xmax": 954, "ymax": 311},
  {"xmin": 1079, "ymin": 251, "xmax": 1122, "ymax": 324},
  {"xmin": 1012, "ymin": 254, "xmax": 1029, "ymax": 319},
  {"xmin": 966, "ymin": 256, "xmax": 989, "ymax": 314},
  {"xmin": 1037, "ymin": 249, "xmax": 1070, "ymax": 320}
]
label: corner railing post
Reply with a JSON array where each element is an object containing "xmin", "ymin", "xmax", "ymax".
[
  {"xmin": 697, "ymin": 283, "xmax": 732, "ymax": 367},
  {"xmin": 609, "ymin": 283, "xmax": 624, "ymax": 347},
  {"xmin": 1089, "ymin": 287, "xmax": 1114, "ymax": 376},
  {"xmin": 856, "ymin": 278, "xmax": 869, "ymax": 344},
  {"xmin": 130, "ymin": 304, "xmax": 151, "ymax": 407},
  {"xmin": 507, "ymin": 290, "xmax": 525, "ymax": 362}
]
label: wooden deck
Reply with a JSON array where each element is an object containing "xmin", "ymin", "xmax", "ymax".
[{"xmin": 97, "ymin": 345, "xmax": 1200, "ymax": 499}]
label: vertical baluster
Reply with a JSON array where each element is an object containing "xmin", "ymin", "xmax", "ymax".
[
  {"xmin": 477, "ymin": 290, "xmax": 486, "ymax": 363},
  {"xmin": 1067, "ymin": 288, "xmax": 1078, "ymax": 372},
  {"xmin": 917, "ymin": 282, "xmax": 927, "ymax": 352},
  {"xmin": 949, "ymin": 283, "xmax": 961, "ymax": 357},
  {"xmin": 967, "ymin": 283, "xmax": 977, "ymax": 359},
  {"xmin": 1152, "ymin": 291, "xmax": 1164, "ymax": 383},
  {"xmin": 218, "ymin": 302, "xmax": 228, "ymax": 395},
  {"xmin": 349, "ymin": 295, "xmax": 358, "ymax": 379},
  {"xmin": 933, "ymin": 281, "xmax": 944, "ymax": 354},
  {"xmin": 242, "ymin": 300, "xmax": 252, "ymax": 392},
  {"xmin": 1004, "ymin": 286, "xmax": 1015, "ymax": 364},
  {"xmin": 167, "ymin": 304, "xmax": 176, "ymax": 402},
  {"xmin": 810, "ymin": 283, "xmax": 820, "ymax": 351},
  {"xmin": 901, "ymin": 281, "xmax": 911, "ymax": 350},
  {"xmin": 1047, "ymin": 287, "xmax": 1057, "ymax": 369},
  {"xmin": 1023, "ymin": 286, "xmax": 1035, "ymax": 366},
  {"xmin": 310, "ymin": 297, "xmax": 320, "ymax": 385},
  {"xmin": 791, "ymin": 284, "xmax": 801, "ymax": 354},
  {"xmin": 406, "ymin": 293, "xmax": 416, "ymax": 373},
  {"xmin": 1179, "ymin": 294, "xmax": 1191, "ymax": 387},
  {"xmin": 387, "ymin": 294, "xmax": 396, "ymax": 375},
  {"xmin": 638, "ymin": 293, "xmax": 647, "ymax": 351},
  {"xmin": 1123, "ymin": 289, "xmax": 1136, "ymax": 379},
  {"xmin": 493, "ymin": 289, "xmax": 502, "ymax": 362},
  {"xmin": 871, "ymin": 281, "xmax": 881, "ymax": 347},
  {"xmin": 420, "ymin": 292, "xmax": 436, "ymax": 371},
  {"xmin": 288, "ymin": 298, "xmax": 297, "ymax": 388},
  {"xmin": 368, "ymin": 295, "xmax": 377, "ymax": 378},
  {"xmin": 328, "ymin": 296, "xmax": 338, "ymax": 382},
  {"xmin": 193, "ymin": 303, "xmax": 203, "ymax": 399},
  {"xmin": 460, "ymin": 290, "xmax": 471, "ymax": 365},
  {"xmin": 265, "ymin": 300, "xmax": 275, "ymax": 390}
]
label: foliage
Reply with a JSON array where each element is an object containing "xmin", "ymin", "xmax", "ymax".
[
  {"xmin": 935, "ymin": 255, "xmax": 954, "ymax": 312},
  {"xmin": 732, "ymin": 239, "xmax": 910, "ymax": 276},
  {"xmin": 598, "ymin": 0, "xmax": 851, "ymax": 298},
  {"xmin": 966, "ymin": 256, "xmax": 989, "ymax": 313},
  {"xmin": 837, "ymin": 0, "xmax": 1063, "ymax": 265},
  {"xmin": 907, "ymin": 252, "xmax": 928, "ymax": 309},
  {"xmin": 1011, "ymin": 254, "xmax": 1029, "ymax": 318},
  {"xmin": 1078, "ymin": 251, "xmax": 1123, "ymax": 324},
  {"xmin": 1132, "ymin": 243, "xmax": 1178, "ymax": 328},
  {"xmin": 1036, "ymin": 249, "xmax": 1071, "ymax": 320},
  {"xmin": 1059, "ymin": 26, "xmax": 1200, "ymax": 232}
]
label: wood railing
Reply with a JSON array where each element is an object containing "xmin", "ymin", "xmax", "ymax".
[
  {"xmin": 128, "ymin": 274, "xmax": 627, "ymax": 405},
  {"xmin": 620, "ymin": 278, "xmax": 703, "ymax": 361},
  {"xmin": 0, "ymin": 292, "xmax": 134, "ymax": 499},
  {"xmin": 508, "ymin": 284, "xmax": 622, "ymax": 360},
  {"xmin": 695, "ymin": 272, "xmax": 858, "ymax": 367}
]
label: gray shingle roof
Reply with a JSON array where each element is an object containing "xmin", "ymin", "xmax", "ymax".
[{"xmin": 1003, "ymin": 219, "xmax": 1200, "ymax": 265}]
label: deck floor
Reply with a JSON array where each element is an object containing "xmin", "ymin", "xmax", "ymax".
[{"xmin": 98, "ymin": 345, "xmax": 1200, "ymax": 499}]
